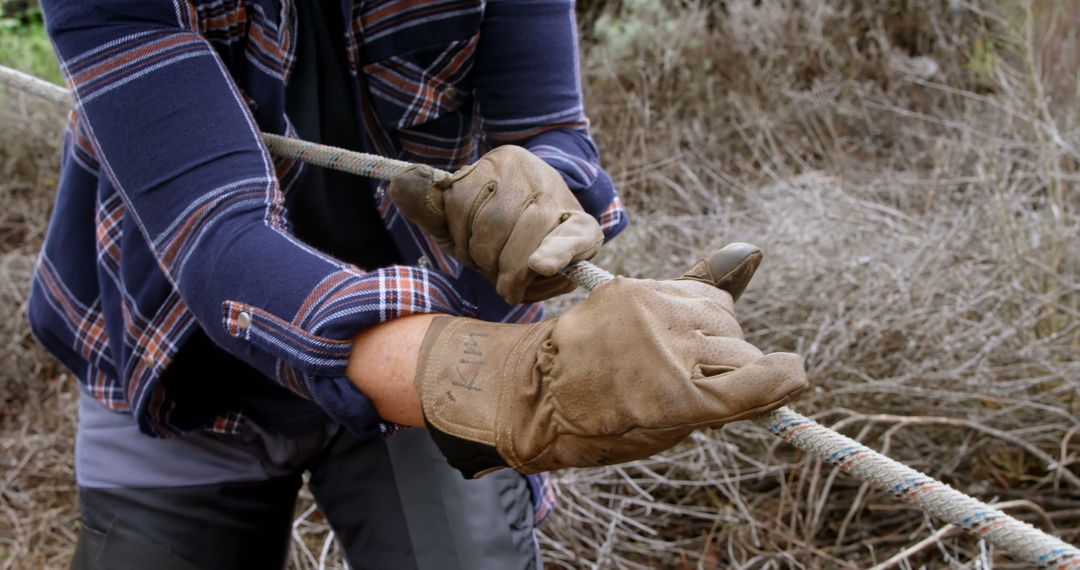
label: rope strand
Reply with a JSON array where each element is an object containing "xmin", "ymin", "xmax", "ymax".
[
  {"xmin": 261, "ymin": 133, "xmax": 444, "ymax": 181},
  {"xmin": 0, "ymin": 66, "xmax": 448, "ymax": 181},
  {"xmin": 2, "ymin": 63, "xmax": 1077, "ymax": 568}
]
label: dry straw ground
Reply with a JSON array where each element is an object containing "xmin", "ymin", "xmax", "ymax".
[{"xmin": 1, "ymin": 1, "xmax": 1078, "ymax": 568}]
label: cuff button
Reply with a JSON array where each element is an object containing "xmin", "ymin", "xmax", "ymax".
[{"xmin": 237, "ymin": 311, "xmax": 252, "ymax": 331}]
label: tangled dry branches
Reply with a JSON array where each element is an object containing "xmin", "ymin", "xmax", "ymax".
[
  {"xmin": 541, "ymin": 1, "xmax": 1079, "ymax": 567},
  {"xmin": 1, "ymin": 1, "xmax": 1077, "ymax": 568}
]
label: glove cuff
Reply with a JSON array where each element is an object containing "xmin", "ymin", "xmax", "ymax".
[
  {"xmin": 414, "ymin": 316, "xmax": 556, "ymax": 476},
  {"xmin": 424, "ymin": 412, "xmax": 507, "ymax": 478}
]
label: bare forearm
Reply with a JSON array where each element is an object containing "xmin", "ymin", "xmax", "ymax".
[{"xmin": 346, "ymin": 314, "xmax": 436, "ymax": 427}]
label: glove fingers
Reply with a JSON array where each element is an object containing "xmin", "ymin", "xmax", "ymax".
[
  {"xmin": 522, "ymin": 275, "xmax": 577, "ymax": 303},
  {"xmin": 692, "ymin": 336, "xmax": 764, "ymax": 376},
  {"xmin": 388, "ymin": 166, "xmax": 450, "ymax": 242},
  {"xmin": 694, "ymin": 352, "xmax": 808, "ymax": 426},
  {"xmin": 528, "ymin": 210, "xmax": 603, "ymax": 276},
  {"xmin": 692, "ymin": 296, "xmax": 744, "ymax": 339},
  {"xmin": 493, "ymin": 201, "xmax": 553, "ymax": 304}
]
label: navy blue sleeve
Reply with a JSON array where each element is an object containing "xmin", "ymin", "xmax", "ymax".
[
  {"xmin": 472, "ymin": 0, "xmax": 627, "ymax": 237},
  {"xmin": 40, "ymin": 0, "xmax": 474, "ymax": 437}
]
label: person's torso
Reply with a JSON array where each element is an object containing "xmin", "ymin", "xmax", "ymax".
[{"xmin": 32, "ymin": 0, "xmax": 541, "ymax": 437}]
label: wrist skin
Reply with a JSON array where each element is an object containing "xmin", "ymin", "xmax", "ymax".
[
  {"xmin": 345, "ymin": 313, "xmax": 510, "ymax": 477},
  {"xmin": 346, "ymin": 313, "xmax": 436, "ymax": 427}
]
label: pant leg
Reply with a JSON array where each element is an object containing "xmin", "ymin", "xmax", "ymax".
[
  {"xmin": 308, "ymin": 428, "xmax": 540, "ymax": 570},
  {"xmin": 72, "ymin": 476, "xmax": 302, "ymax": 570},
  {"xmin": 72, "ymin": 390, "xmax": 328, "ymax": 569}
]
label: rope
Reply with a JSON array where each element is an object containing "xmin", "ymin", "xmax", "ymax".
[
  {"xmin": 0, "ymin": 65, "xmax": 70, "ymax": 110},
  {"xmin": 0, "ymin": 65, "xmax": 440, "ymax": 182},
  {"xmin": 262, "ymin": 133, "xmax": 432, "ymax": 181},
  {"xmin": 3, "ymin": 63, "xmax": 1078, "ymax": 568},
  {"xmin": 760, "ymin": 408, "xmax": 1080, "ymax": 568},
  {"xmin": 566, "ymin": 261, "xmax": 1080, "ymax": 567},
  {"xmin": 560, "ymin": 259, "xmax": 615, "ymax": 291}
]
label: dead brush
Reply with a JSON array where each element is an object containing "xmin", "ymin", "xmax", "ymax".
[
  {"xmin": 0, "ymin": 82, "xmax": 75, "ymax": 568},
  {"xmin": 539, "ymin": 0, "xmax": 1079, "ymax": 568},
  {"xmin": 0, "ymin": 0, "xmax": 1077, "ymax": 568}
]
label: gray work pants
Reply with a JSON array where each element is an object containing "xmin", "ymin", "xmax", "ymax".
[{"xmin": 71, "ymin": 391, "xmax": 539, "ymax": 569}]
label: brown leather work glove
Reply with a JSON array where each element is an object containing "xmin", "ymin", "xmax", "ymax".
[
  {"xmin": 414, "ymin": 243, "xmax": 808, "ymax": 478},
  {"xmin": 388, "ymin": 145, "xmax": 603, "ymax": 305}
]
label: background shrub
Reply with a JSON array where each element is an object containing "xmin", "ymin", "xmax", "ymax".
[{"xmin": 1, "ymin": 1, "xmax": 1076, "ymax": 567}]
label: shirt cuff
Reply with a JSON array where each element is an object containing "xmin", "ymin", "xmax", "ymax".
[
  {"xmin": 524, "ymin": 133, "xmax": 628, "ymax": 240},
  {"xmin": 222, "ymin": 265, "xmax": 476, "ymax": 436}
]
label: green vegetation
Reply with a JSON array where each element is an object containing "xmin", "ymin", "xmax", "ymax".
[{"xmin": 0, "ymin": 2, "xmax": 62, "ymax": 85}]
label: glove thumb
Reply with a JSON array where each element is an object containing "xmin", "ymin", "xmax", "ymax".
[
  {"xmin": 388, "ymin": 166, "xmax": 451, "ymax": 242},
  {"xmin": 677, "ymin": 242, "xmax": 762, "ymax": 302}
]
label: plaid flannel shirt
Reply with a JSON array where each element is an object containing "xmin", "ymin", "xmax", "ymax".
[{"xmin": 30, "ymin": 0, "xmax": 627, "ymax": 523}]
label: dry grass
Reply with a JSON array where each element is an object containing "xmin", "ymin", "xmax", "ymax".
[
  {"xmin": 2, "ymin": 0, "xmax": 1078, "ymax": 568},
  {"xmin": 0, "ymin": 84, "xmax": 74, "ymax": 567}
]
